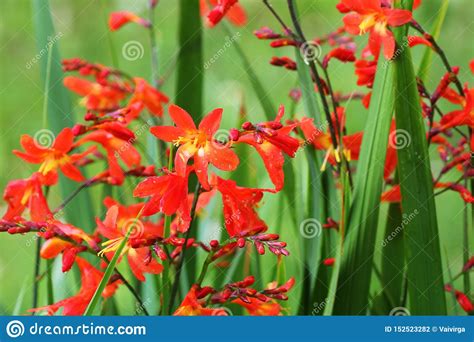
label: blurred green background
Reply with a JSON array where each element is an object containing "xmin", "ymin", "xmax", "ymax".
[{"xmin": 0, "ymin": 0, "xmax": 472, "ymax": 315}]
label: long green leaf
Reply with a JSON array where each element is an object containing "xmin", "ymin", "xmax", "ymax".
[
  {"xmin": 417, "ymin": 0, "xmax": 449, "ymax": 82},
  {"xmin": 392, "ymin": 0, "xmax": 446, "ymax": 315},
  {"xmin": 32, "ymin": 0, "xmax": 95, "ymax": 230},
  {"xmin": 174, "ymin": 0, "xmax": 204, "ymax": 289},
  {"xmin": 377, "ymin": 197, "xmax": 405, "ymax": 313},
  {"xmin": 222, "ymin": 23, "xmax": 275, "ymax": 118},
  {"xmin": 332, "ymin": 54, "xmax": 395, "ymax": 315},
  {"xmin": 84, "ymin": 226, "xmax": 136, "ymax": 315}
]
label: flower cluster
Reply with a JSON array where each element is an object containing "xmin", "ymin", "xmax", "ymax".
[{"xmin": 2, "ymin": 0, "xmax": 473, "ymax": 317}]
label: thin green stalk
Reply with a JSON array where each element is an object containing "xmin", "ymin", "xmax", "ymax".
[
  {"xmin": 168, "ymin": 182, "xmax": 201, "ymax": 313},
  {"xmin": 148, "ymin": 5, "xmax": 159, "ymax": 88},
  {"xmin": 84, "ymin": 209, "xmax": 144, "ymax": 315},
  {"xmin": 99, "ymin": 0, "xmax": 118, "ymax": 68},
  {"xmin": 222, "ymin": 22, "xmax": 275, "ymax": 118},
  {"xmin": 463, "ymin": 179, "xmax": 470, "ymax": 294},
  {"xmin": 196, "ymin": 251, "xmax": 215, "ymax": 286},
  {"xmin": 46, "ymin": 259, "xmax": 54, "ymax": 304},
  {"xmin": 42, "ymin": 47, "xmax": 53, "ymax": 128},
  {"xmin": 160, "ymin": 145, "xmax": 175, "ymax": 315},
  {"xmin": 31, "ymin": 237, "xmax": 41, "ymax": 315}
]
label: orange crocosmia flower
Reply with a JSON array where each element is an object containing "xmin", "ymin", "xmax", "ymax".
[
  {"xmin": 40, "ymin": 221, "xmax": 96, "ymax": 272},
  {"xmin": 151, "ymin": 104, "xmax": 239, "ymax": 190},
  {"xmin": 127, "ymin": 78, "xmax": 169, "ymax": 119},
  {"xmin": 215, "ymin": 177, "xmax": 267, "ymax": 238},
  {"xmin": 440, "ymin": 86, "xmax": 474, "ymax": 149},
  {"xmin": 381, "ymin": 185, "xmax": 401, "ymax": 203},
  {"xmin": 200, "ymin": 0, "xmax": 246, "ymax": 27},
  {"xmin": 382, "ymin": 182, "xmax": 474, "ymax": 204},
  {"xmin": 97, "ymin": 203, "xmax": 163, "ymax": 281},
  {"xmin": 445, "ymin": 285, "xmax": 474, "ymax": 313},
  {"xmin": 108, "ymin": 11, "xmax": 151, "ymax": 31},
  {"xmin": 236, "ymin": 106, "xmax": 300, "ymax": 192},
  {"xmin": 299, "ymin": 117, "xmax": 363, "ymax": 171},
  {"xmin": 13, "ymin": 128, "xmax": 94, "ymax": 182},
  {"xmin": 171, "ymin": 189, "xmax": 216, "ymax": 234},
  {"xmin": 2, "ymin": 173, "xmax": 51, "ymax": 221},
  {"xmin": 64, "ymin": 76, "xmax": 127, "ymax": 112},
  {"xmin": 29, "ymin": 257, "xmax": 121, "ymax": 315},
  {"xmin": 174, "ymin": 285, "xmax": 228, "ymax": 316},
  {"xmin": 233, "ymin": 298, "xmax": 282, "ymax": 316},
  {"xmin": 133, "ymin": 171, "xmax": 190, "ymax": 218},
  {"xmin": 77, "ymin": 130, "xmax": 141, "ymax": 185},
  {"xmin": 341, "ymin": 0, "xmax": 412, "ymax": 59}
]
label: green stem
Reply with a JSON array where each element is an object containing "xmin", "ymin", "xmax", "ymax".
[
  {"xmin": 42, "ymin": 47, "xmax": 53, "ymax": 128},
  {"xmin": 84, "ymin": 209, "xmax": 144, "ymax": 315},
  {"xmin": 168, "ymin": 182, "xmax": 201, "ymax": 313},
  {"xmin": 160, "ymin": 144, "xmax": 175, "ymax": 315},
  {"xmin": 148, "ymin": 5, "xmax": 159, "ymax": 88},
  {"xmin": 100, "ymin": 0, "xmax": 118, "ymax": 68},
  {"xmin": 31, "ymin": 237, "xmax": 41, "ymax": 315},
  {"xmin": 196, "ymin": 251, "xmax": 215, "ymax": 286},
  {"xmin": 222, "ymin": 22, "xmax": 275, "ymax": 118}
]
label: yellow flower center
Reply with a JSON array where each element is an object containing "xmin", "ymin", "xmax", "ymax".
[
  {"xmin": 359, "ymin": 14, "xmax": 387, "ymax": 35},
  {"xmin": 173, "ymin": 130, "xmax": 209, "ymax": 149}
]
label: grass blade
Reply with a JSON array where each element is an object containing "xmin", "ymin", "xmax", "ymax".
[
  {"xmin": 174, "ymin": 0, "xmax": 204, "ymax": 288},
  {"xmin": 32, "ymin": 0, "xmax": 95, "ymax": 230},
  {"xmin": 332, "ymin": 54, "xmax": 395, "ymax": 315},
  {"xmin": 392, "ymin": 0, "xmax": 446, "ymax": 315},
  {"xmin": 417, "ymin": 0, "xmax": 449, "ymax": 82},
  {"xmin": 222, "ymin": 23, "xmax": 275, "ymax": 117}
]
